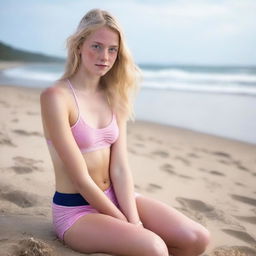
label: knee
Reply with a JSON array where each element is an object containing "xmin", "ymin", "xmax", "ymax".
[
  {"xmin": 196, "ymin": 227, "xmax": 211, "ymax": 254},
  {"xmin": 186, "ymin": 227, "xmax": 211, "ymax": 255},
  {"xmin": 144, "ymin": 233, "xmax": 169, "ymax": 256}
]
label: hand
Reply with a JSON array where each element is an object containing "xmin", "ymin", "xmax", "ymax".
[
  {"xmin": 134, "ymin": 220, "xmax": 143, "ymax": 228},
  {"xmin": 118, "ymin": 212, "xmax": 128, "ymax": 222}
]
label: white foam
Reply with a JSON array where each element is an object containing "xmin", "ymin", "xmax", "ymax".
[
  {"xmin": 3, "ymin": 67, "xmax": 61, "ymax": 81},
  {"xmin": 142, "ymin": 68, "xmax": 256, "ymax": 83},
  {"xmin": 2, "ymin": 64, "xmax": 256, "ymax": 96},
  {"xmin": 142, "ymin": 81, "xmax": 256, "ymax": 96}
]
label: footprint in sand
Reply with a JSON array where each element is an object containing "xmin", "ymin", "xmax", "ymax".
[
  {"xmin": 187, "ymin": 153, "xmax": 200, "ymax": 159},
  {"xmin": 0, "ymin": 132, "xmax": 16, "ymax": 147},
  {"xmin": 198, "ymin": 168, "xmax": 225, "ymax": 177},
  {"xmin": 128, "ymin": 147, "xmax": 151, "ymax": 158},
  {"xmin": 233, "ymin": 215, "xmax": 256, "ymax": 225},
  {"xmin": 11, "ymin": 166, "xmax": 34, "ymax": 174},
  {"xmin": 11, "ymin": 156, "xmax": 44, "ymax": 174},
  {"xmin": 12, "ymin": 129, "xmax": 42, "ymax": 137},
  {"xmin": 175, "ymin": 197, "xmax": 215, "ymax": 224},
  {"xmin": 151, "ymin": 150, "xmax": 169, "ymax": 158},
  {"xmin": 174, "ymin": 156, "xmax": 190, "ymax": 166},
  {"xmin": 235, "ymin": 182, "xmax": 246, "ymax": 187},
  {"xmin": 134, "ymin": 184, "xmax": 141, "ymax": 190},
  {"xmin": 178, "ymin": 174, "xmax": 193, "ymax": 180},
  {"xmin": 146, "ymin": 183, "xmax": 162, "ymax": 193},
  {"xmin": 176, "ymin": 197, "xmax": 214, "ymax": 213},
  {"xmin": 160, "ymin": 164, "xmax": 193, "ymax": 179},
  {"xmin": 175, "ymin": 197, "xmax": 237, "ymax": 225},
  {"xmin": 233, "ymin": 160, "xmax": 250, "ymax": 172},
  {"xmin": 209, "ymin": 170, "xmax": 225, "ymax": 176},
  {"xmin": 13, "ymin": 156, "xmax": 43, "ymax": 166},
  {"xmin": 222, "ymin": 229, "xmax": 256, "ymax": 245},
  {"xmin": 0, "ymin": 187, "xmax": 38, "ymax": 208},
  {"xmin": 218, "ymin": 159, "xmax": 231, "ymax": 165},
  {"xmin": 212, "ymin": 151, "xmax": 232, "ymax": 159},
  {"xmin": 160, "ymin": 163, "xmax": 176, "ymax": 175},
  {"xmin": 231, "ymin": 194, "xmax": 256, "ymax": 207}
]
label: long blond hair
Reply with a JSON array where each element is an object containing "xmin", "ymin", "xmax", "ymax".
[{"xmin": 61, "ymin": 9, "xmax": 141, "ymax": 120}]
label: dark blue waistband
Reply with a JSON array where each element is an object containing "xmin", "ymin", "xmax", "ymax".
[{"xmin": 53, "ymin": 191, "xmax": 90, "ymax": 206}]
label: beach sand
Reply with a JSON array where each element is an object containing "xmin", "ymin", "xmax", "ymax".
[
  {"xmin": 0, "ymin": 61, "xmax": 24, "ymax": 71},
  {"xmin": 0, "ymin": 82, "xmax": 256, "ymax": 256}
]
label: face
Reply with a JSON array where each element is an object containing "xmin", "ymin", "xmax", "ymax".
[{"xmin": 79, "ymin": 26, "xmax": 119, "ymax": 77}]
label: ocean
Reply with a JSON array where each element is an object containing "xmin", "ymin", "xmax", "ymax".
[{"xmin": 1, "ymin": 63, "xmax": 256, "ymax": 144}]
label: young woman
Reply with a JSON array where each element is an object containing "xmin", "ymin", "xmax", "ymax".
[{"xmin": 40, "ymin": 9, "xmax": 210, "ymax": 256}]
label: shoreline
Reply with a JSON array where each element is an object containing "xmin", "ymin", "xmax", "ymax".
[{"xmin": 1, "ymin": 60, "xmax": 256, "ymax": 145}]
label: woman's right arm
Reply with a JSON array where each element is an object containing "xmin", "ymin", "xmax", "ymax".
[{"xmin": 40, "ymin": 86, "xmax": 127, "ymax": 221}]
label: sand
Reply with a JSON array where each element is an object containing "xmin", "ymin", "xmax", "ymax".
[
  {"xmin": 0, "ymin": 81, "xmax": 256, "ymax": 255},
  {"xmin": 0, "ymin": 61, "xmax": 24, "ymax": 71}
]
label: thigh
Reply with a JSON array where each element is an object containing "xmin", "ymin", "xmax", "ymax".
[
  {"xmin": 136, "ymin": 195, "xmax": 208, "ymax": 248},
  {"xmin": 64, "ymin": 213, "xmax": 168, "ymax": 256}
]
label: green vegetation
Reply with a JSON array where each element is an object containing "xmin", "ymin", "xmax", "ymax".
[{"xmin": 0, "ymin": 41, "xmax": 64, "ymax": 62}]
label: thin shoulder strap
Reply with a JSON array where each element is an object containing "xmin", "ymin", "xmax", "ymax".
[{"xmin": 67, "ymin": 79, "xmax": 80, "ymax": 116}]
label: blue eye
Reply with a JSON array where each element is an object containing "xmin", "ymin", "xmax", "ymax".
[
  {"xmin": 109, "ymin": 47, "xmax": 118, "ymax": 53},
  {"xmin": 92, "ymin": 44, "xmax": 101, "ymax": 50}
]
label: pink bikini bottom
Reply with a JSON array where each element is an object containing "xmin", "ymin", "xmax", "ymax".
[{"xmin": 52, "ymin": 185, "xmax": 120, "ymax": 241}]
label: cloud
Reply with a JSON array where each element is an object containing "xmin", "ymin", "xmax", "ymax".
[{"xmin": 0, "ymin": 0, "xmax": 255, "ymax": 65}]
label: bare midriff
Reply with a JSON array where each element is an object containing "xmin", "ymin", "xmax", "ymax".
[{"xmin": 47, "ymin": 144, "xmax": 112, "ymax": 193}]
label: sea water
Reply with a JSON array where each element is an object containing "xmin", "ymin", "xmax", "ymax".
[{"xmin": 1, "ymin": 63, "xmax": 256, "ymax": 144}]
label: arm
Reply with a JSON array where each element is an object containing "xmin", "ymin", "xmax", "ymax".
[
  {"xmin": 110, "ymin": 115, "xmax": 141, "ymax": 225},
  {"xmin": 40, "ymin": 87, "xmax": 127, "ymax": 221}
]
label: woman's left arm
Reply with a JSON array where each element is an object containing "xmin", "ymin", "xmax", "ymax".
[{"xmin": 110, "ymin": 116, "xmax": 141, "ymax": 225}]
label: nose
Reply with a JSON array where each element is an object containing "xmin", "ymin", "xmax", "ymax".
[{"xmin": 100, "ymin": 48, "xmax": 108, "ymax": 62}]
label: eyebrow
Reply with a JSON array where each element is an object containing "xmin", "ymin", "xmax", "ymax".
[{"xmin": 93, "ymin": 41, "xmax": 119, "ymax": 47}]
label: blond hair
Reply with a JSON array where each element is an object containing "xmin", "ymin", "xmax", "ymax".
[{"xmin": 61, "ymin": 9, "xmax": 141, "ymax": 120}]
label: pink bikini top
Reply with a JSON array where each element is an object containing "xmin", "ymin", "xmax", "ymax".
[{"xmin": 46, "ymin": 79, "xmax": 119, "ymax": 153}]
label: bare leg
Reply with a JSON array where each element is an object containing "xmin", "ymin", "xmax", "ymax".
[
  {"xmin": 136, "ymin": 195, "xmax": 210, "ymax": 256},
  {"xmin": 64, "ymin": 213, "xmax": 169, "ymax": 256}
]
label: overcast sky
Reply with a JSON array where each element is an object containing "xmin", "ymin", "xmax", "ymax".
[{"xmin": 1, "ymin": 0, "xmax": 256, "ymax": 66}]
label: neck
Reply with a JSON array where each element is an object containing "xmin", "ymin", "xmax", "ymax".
[{"xmin": 71, "ymin": 66, "xmax": 101, "ymax": 93}]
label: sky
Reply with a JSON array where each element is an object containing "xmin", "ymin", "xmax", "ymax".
[{"xmin": 1, "ymin": 0, "xmax": 256, "ymax": 66}]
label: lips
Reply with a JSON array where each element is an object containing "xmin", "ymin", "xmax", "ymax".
[{"xmin": 95, "ymin": 64, "xmax": 109, "ymax": 68}]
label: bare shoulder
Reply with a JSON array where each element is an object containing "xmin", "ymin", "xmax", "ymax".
[
  {"xmin": 40, "ymin": 80, "xmax": 72, "ymax": 113},
  {"xmin": 40, "ymin": 80, "xmax": 68, "ymax": 103},
  {"xmin": 40, "ymin": 80, "xmax": 70, "ymax": 122},
  {"xmin": 40, "ymin": 81, "xmax": 71, "ymax": 138}
]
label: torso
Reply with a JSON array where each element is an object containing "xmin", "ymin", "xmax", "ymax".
[{"xmin": 42, "ymin": 80, "xmax": 114, "ymax": 193}]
